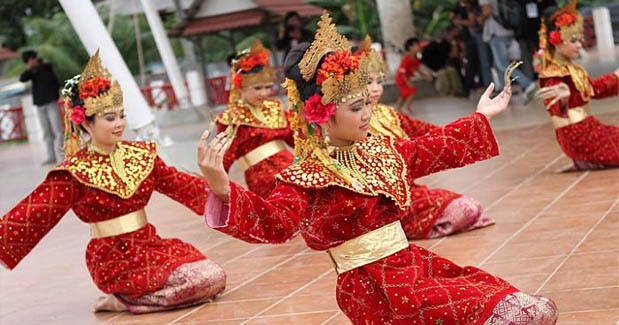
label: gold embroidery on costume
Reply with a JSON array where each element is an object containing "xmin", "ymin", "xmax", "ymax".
[
  {"xmin": 218, "ymin": 99, "xmax": 287, "ymax": 129},
  {"xmin": 54, "ymin": 142, "xmax": 157, "ymax": 199},
  {"xmin": 278, "ymin": 136, "xmax": 411, "ymax": 209},
  {"xmin": 541, "ymin": 61, "xmax": 595, "ymax": 101},
  {"xmin": 369, "ymin": 103, "xmax": 409, "ymax": 140}
]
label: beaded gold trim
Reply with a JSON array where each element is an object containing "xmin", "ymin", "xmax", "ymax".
[
  {"xmin": 218, "ymin": 99, "xmax": 287, "ymax": 129},
  {"xmin": 369, "ymin": 103, "xmax": 409, "ymax": 140},
  {"xmin": 277, "ymin": 135, "xmax": 411, "ymax": 209},
  {"xmin": 54, "ymin": 141, "xmax": 157, "ymax": 199}
]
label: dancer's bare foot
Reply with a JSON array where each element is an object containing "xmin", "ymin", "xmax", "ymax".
[
  {"xmin": 554, "ymin": 163, "xmax": 578, "ymax": 173},
  {"xmin": 94, "ymin": 294, "xmax": 128, "ymax": 312}
]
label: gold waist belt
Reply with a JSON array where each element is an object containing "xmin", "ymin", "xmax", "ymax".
[
  {"xmin": 238, "ymin": 140, "xmax": 287, "ymax": 171},
  {"xmin": 551, "ymin": 106, "xmax": 591, "ymax": 129},
  {"xmin": 327, "ymin": 221, "xmax": 409, "ymax": 274},
  {"xmin": 90, "ymin": 209, "xmax": 147, "ymax": 238}
]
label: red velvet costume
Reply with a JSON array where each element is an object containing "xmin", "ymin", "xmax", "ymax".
[
  {"xmin": 207, "ymin": 113, "xmax": 520, "ymax": 324},
  {"xmin": 0, "ymin": 141, "xmax": 209, "ymax": 299},
  {"xmin": 217, "ymin": 99, "xmax": 295, "ymax": 198},
  {"xmin": 539, "ymin": 61, "xmax": 619, "ymax": 170},
  {"xmin": 370, "ymin": 103, "xmax": 487, "ymax": 239}
]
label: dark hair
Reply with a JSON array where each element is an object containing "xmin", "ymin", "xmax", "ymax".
[
  {"xmin": 284, "ymin": 11, "xmax": 301, "ymax": 25},
  {"xmin": 542, "ymin": 6, "xmax": 559, "ymax": 51},
  {"xmin": 22, "ymin": 50, "xmax": 38, "ymax": 63},
  {"xmin": 226, "ymin": 52, "xmax": 236, "ymax": 67},
  {"xmin": 404, "ymin": 37, "xmax": 420, "ymax": 51},
  {"xmin": 79, "ymin": 115, "xmax": 96, "ymax": 133},
  {"xmin": 283, "ymin": 42, "xmax": 321, "ymax": 101}
]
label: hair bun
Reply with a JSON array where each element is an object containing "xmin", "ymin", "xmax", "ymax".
[{"xmin": 284, "ymin": 42, "xmax": 320, "ymax": 101}]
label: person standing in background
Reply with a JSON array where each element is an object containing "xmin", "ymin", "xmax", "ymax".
[
  {"xmin": 479, "ymin": 0, "xmax": 537, "ymax": 102},
  {"xmin": 19, "ymin": 50, "xmax": 64, "ymax": 165},
  {"xmin": 520, "ymin": 0, "xmax": 558, "ymax": 81},
  {"xmin": 276, "ymin": 11, "xmax": 314, "ymax": 59}
]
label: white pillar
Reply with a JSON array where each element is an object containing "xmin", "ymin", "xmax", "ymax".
[
  {"xmin": 139, "ymin": 0, "xmax": 191, "ymax": 109},
  {"xmin": 376, "ymin": 0, "xmax": 416, "ymax": 77},
  {"xmin": 592, "ymin": 7, "xmax": 616, "ymax": 62},
  {"xmin": 58, "ymin": 0, "xmax": 156, "ymax": 133}
]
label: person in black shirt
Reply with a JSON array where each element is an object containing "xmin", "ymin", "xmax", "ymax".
[{"xmin": 20, "ymin": 50, "xmax": 63, "ymax": 165}]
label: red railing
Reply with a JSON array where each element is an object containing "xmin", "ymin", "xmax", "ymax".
[
  {"xmin": 140, "ymin": 83, "xmax": 179, "ymax": 110},
  {"xmin": 0, "ymin": 106, "xmax": 28, "ymax": 143}
]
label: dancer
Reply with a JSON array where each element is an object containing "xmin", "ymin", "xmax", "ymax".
[
  {"xmin": 357, "ymin": 37, "xmax": 494, "ymax": 239},
  {"xmin": 537, "ymin": 0, "xmax": 619, "ymax": 171},
  {"xmin": 0, "ymin": 51, "xmax": 226, "ymax": 314},
  {"xmin": 198, "ymin": 12, "xmax": 557, "ymax": 325},
  {"xmin": 216, "ymin": 39, "xmax": 294, "ymax": 198}
]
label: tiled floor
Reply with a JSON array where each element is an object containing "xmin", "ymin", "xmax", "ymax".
[{"xmin": 1, "ymin": 88, "xmax": 618, "ymax": 323}]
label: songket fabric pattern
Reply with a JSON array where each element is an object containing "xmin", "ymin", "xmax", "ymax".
[
  {"xmin": 206, "ymin": 113, "xmax": 524, "ymax": 324},
  {"xmin": 0, "ymin": 141, "xmax": 219, "ymax": 301},
  {"xmin": 370, "ymin": 103, "xmax": 489, "ymax": 239},
  {"xmin": 539, "ymin": 62, "xmax": 619, "ymax": 169},
  {"xmin": 218, "ymin": 99, "xmax": 295, "ymax": 198},
  {"xmin": 118, "ymin": 259, "xmax": 226, "ymax": 313}
]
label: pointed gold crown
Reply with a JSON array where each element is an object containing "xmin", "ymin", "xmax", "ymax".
[
  {"xmin": 299, "ymin": 11, "xmax": 352, "ymax": 81},
  {"xmin": 78, "ymin": 49, "xmax": 123, "ymax": 116},
  {"xmin": 320, "ymin": 54, "xmax": 370, "ymax": 104},
  {"xmin": 355, "ymin": 35, "xmax": 386, "ymax": 75}
]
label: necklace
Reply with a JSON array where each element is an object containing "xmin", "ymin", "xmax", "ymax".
[
  {"xmin": 330, "ymin": 144, "xmax": 371, "ymax": 188},
  {"xmin": 88, "ymin": 142, "xmax": 128, "ymax": 185}
]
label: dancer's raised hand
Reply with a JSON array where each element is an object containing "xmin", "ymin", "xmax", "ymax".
[
  {"xmin": 197, "ymin": 130, "xmax": 232, "ymax": 202},
  {"xmin": 476, "ymin": 83, "xmax": 512, "ymax": 120},
  {"xmin": 536, "ymin": 82, "xmax": 570, "ymax": 110}
]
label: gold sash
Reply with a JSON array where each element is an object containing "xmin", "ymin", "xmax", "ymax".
[
  {"xmin": 551, "ymin": 106, "xmax": 591, "ymax": 129},
  {"xmin": 238, "ymin": 140, "xmax": 287, "ymax": 171},
  {"xmin": 90, "ymin": 209, "xmax": 147, "ymax": 238},
  {"xmin": 327, "ymin": 221, "xmax": 409, "ymax": 274}
]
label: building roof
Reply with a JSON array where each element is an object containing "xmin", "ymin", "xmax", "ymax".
[
  {"xmin": 0, "ymin": 47, "xmax": 18, "ymax": 61},
  {"xmin": 171, "ymin": 0, "xmax": 322, "ymax": 37}
]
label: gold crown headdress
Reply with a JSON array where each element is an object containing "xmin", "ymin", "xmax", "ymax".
[
  {"xmin": 536, "ymin": 0, "xmax": 583, "ymax": 72},
  {"xmin": 354, "ymin": 35, "xmax": 386, "ymax": 75},
  {"xmin": 283, "ymin": 11, "xmax": 371, "ymax": 189},
  {"xmin": 61, "ymin": 49, "xmax": 123, "ymax": 156},
  {"xmin": 229, "ymin": 39, "xmax": 276, "ymax": 102},
  {"xmin": 299, "ymin": 11, "xmax": 352, "ymax": 81}
]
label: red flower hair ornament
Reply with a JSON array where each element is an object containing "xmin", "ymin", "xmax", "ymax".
[
  {"xmin": 304, "ymin": 94, "xmax": 336, "ymax": 124},
  {"xmin": 555, "ymin": 13, "xmax": 576, "ymax": 27},
  {"xmin": 548, "ymin": 31, "xmax": 563, "ymax": 45},
  {"xmin": 70, "ymin": 105, "xmax": 86, "ymax": 124}
]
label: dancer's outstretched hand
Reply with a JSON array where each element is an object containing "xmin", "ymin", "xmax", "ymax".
[
  {"xmin": 536, "ymin": 82, "xmax": 570, "ymax": 110},
  {"xmin": 476, "ymin": 83, "xmax": 512, "ymax": 120},
  {"xmin": 198, "ymin": 130, "xmax": 232, "ymax": 202}
]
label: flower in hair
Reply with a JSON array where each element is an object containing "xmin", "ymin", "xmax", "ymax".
[
  {"xmin": 238, "ymin": 52, "xmax": 269, "ymax": 72},
  {"xmin": 304, "ymin": 94, "xmax": 336, "ymax": 124},
  {"xmin": 79, "ymin": 76, "xmax": 111, "ymax": 99},
  {"xmin": 548, "ymin": 31, "xmax": 563, "ymax": 45},
  {"xmin": 316, "ymin": 51, "xmax": 360, "ymax": 86},
  {"xmin": 232, "ymin": 73, "xmax": 243, "ymax": 88},
  {"xmin": 70, "ymin": 105, "xmax": 86, "ymax": 124},
  {"xmin": 555, "ymin": 13, "xmax": 576, "ymax": 27}
]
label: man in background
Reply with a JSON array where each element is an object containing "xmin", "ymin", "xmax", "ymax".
[{"xmin": 20, "ymin": 50, "xmax": 63, "ymax": 165}]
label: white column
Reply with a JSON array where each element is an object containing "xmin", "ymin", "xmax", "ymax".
[
  {"xmin": 592, "ymin": 7, "xmax": 616, "ymax": 62},
  {"xmin": 140, "ymin": 0, "xmax": 191, "ymax": 109},
  {"xmin": 58, "ymin": 0, "xmax": 156, "ymax": 134},
  {"xmin": 376, "ymin": 0, "xmax": 416, "ymax": 77}
]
